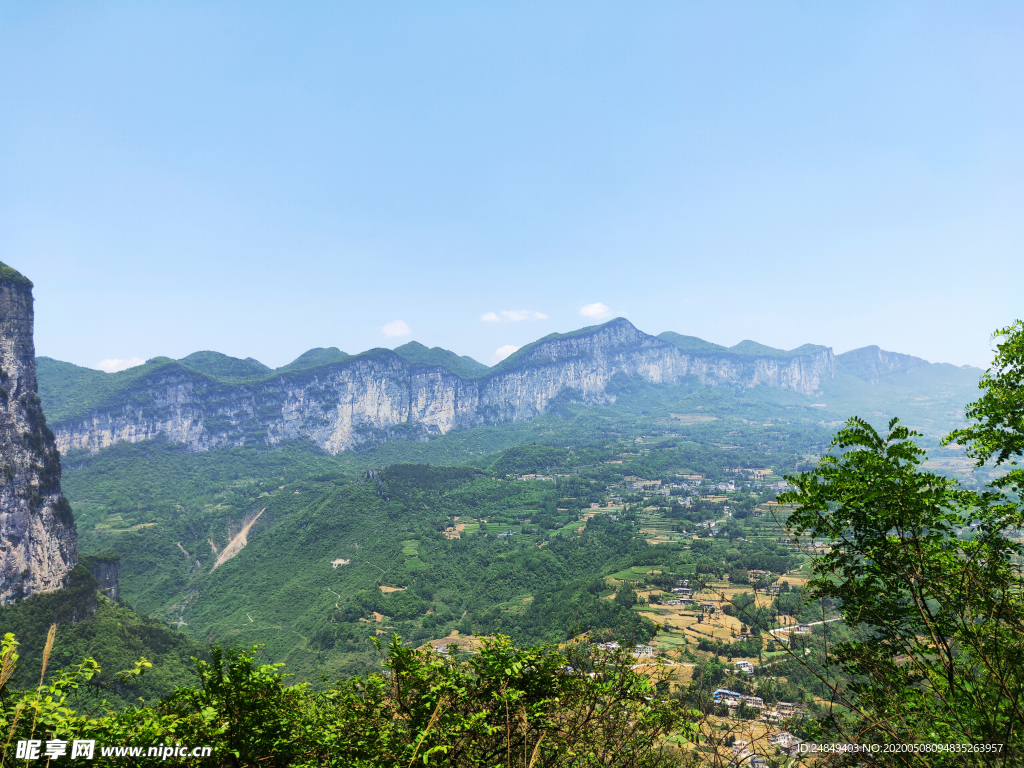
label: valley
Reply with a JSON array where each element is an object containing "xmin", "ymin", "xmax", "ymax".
[
  {"xmin": 2, "ymin": 271, "xmax": 1007, "ymax": 760},
  {"xmin": 49, "ymin": 391, "xmax": 879, "ymax": 685},
  {"xmin": 33, "ymin": 320, "xmax": 987, "ymax": 693}
]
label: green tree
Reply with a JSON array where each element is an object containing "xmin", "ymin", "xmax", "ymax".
[
  {"xmin": 945, "ymin": 320, "xmax": 1024, "ymax": 496},
  {"xmin": 778, "ymin": 319, "xmax": 1024, "ymax": 766}
]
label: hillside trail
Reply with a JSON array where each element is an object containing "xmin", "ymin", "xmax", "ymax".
[{"xmin": 212, "ymin": 508, "xmax": 265, "ymax": 570}]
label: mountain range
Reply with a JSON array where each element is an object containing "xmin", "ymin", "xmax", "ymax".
[{"xmin": 37, "ymin": 318, "xmax": 982, "ymax": 456}]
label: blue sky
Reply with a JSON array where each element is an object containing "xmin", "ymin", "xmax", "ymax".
[{"xmin": 3, "ymin": 2, "xmax": 1022, "ymax": 370}]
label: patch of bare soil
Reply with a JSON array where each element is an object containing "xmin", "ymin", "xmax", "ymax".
[{"xmin": 211, "ymin": 508, "xmax": 265, "ymax": 571}]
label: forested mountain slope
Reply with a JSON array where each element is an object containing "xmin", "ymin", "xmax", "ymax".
[{"xmin": 61, "ymin": 428, "xmax": 808, "ymax": 683}]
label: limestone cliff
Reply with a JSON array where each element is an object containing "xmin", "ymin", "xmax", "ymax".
[
  {"xmin": 0, "ymin": 263, "xmax": 77, "ymax": 604},
  {"xmin": 46, "ymin": 318, "xmax": 835, "ymax": 457}
]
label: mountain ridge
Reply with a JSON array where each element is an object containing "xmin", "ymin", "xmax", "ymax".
[
  {"xmin": 36, "ymin": 318, "xmax": 980, "ymax": 457},
  {"xmin": 39, "ymin": 318, "xmax": 837, "ymax": 456},
  {"xmin": 836, "ymin": 345, "xmax": 978, "ymax": 385}
]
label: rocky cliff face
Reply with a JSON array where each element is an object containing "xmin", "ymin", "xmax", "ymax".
[
  {"xmin": 836, "ymin": 345, "xmax": 930, "ymax": 384},
  {"xmin": 48, "ymin": 318, "xmax": 834, "ymax": 457},
  {"xmin": 0, "ymin": 264, "xmax": 77, "ymax": 604},
  {"xmin": 81, "ymin": 553, "xmax": 120, "ymax": 602}
]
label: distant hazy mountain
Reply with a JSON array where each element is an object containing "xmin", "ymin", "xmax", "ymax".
[
  {"xmin": 658, "ymin": 332, "xmax": 831, "ymax": 360},
  {"xmin": 36, "ymin": 318, "xmax": 979, "ymax": 456},
  {"xmin": 836, "ymin": 345, "xmax": 979, "ymax": 389}
]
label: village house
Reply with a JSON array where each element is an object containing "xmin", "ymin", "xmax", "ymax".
[
  {"xmin": 730, "ymin": 740, "xmax": 764, "ymax": 768},
  {"xmin": 734, "ymin": 660, "xmax": 754, "ymax": 675},
  {"xmin": 712, "ymin": 689, "xmax": 742, "ymax": 707},
  {"xmin": 769, "ymin": 731, "xmax": 803, "ymax": 756},
  {"xmin": 633, "ymin": 644, "xmax": 654, "ymax": 659}
]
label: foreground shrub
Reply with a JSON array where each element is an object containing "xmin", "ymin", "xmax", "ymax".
[{"xmin": 0, "ymin": 632, "xmax": 700, "ymax": 767}]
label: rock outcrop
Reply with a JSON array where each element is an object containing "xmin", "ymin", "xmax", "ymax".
[
  {"xmin": 81, "ymin": 553, "xmax": 120, "ymax": 602},
  {"xmin": 45, "ymin": 318, "xmax": 835, "ymax": 457},
  {"xmin": 0, "ymin": 263, "xmax": 77, "ymax": 604}
]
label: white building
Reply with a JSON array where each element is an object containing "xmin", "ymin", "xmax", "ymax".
[
  {"xmin": 735, "ymin": 660, "xmax": 754, "ymax": 675},
  {"xmin": 633, "ymin": 644, "xmax": 654, "ymax": 659}
]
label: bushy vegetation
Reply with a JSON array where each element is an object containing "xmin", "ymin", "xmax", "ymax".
[{"xmin": 0, "ymin": 633, "xmax": 699, "ymax": 767}]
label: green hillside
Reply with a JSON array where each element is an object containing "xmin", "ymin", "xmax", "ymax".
[
  {"xmin": 393, "ymin": 341, "xmax": 489, "ymax": 378},
  {"xmin": 276, "ymin": 346, "xmax": 351, "ymax": 371},
  {"xmin": 0, "ymin": 565, "xmax": 202, "ymax": 706},
  {"xmin": 0, "ymin": 260, "xmax": 32, "ymax": 285},
  {"xmin": 177, "ymin": 351, "xmax": 271, "ymax": 380}
]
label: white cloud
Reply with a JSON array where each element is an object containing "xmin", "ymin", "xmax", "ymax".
[
  {"xmin": 502, "ymin": 309, "xmax": 548, "ymax": 322},
  {"xmin": 579, "ymin": 302, "xmax": 612, "ymax": 320},
  {"xmin": 381, "ymin": 319, "xmax": 411, "ymax": 338},
  {"xmin": 492, "ymin": 344, "xmax": 520, "ymax": 363},
  {"xmin": 95, "ymin": 357, "xmax": 146, "ymax": 373},
  {"xmin": 480, "ymin": 309, "xmax": 548, "ymax": 323}
]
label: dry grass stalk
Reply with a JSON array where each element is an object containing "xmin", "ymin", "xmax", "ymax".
[
  {"xmin": 27, "ymin": 624, "xmax": 57, "ymax": 741},
  {"xmin": 38, "ymin": 625, "xmax": 56, "ymax": 689},
  {"xmin": 0, "ymin": 645, "xmax": 15, "ymax": 690},
  {"xmin": 1, "ymin": 702, "xmax": 25, "ymax": 764},
  {"xmin": 526, "ymin": 732, "xmax": 545, "ymax": 768},
  {"xmin": 406, "ymin": 694, "xmax": 447, "ymax": 768}
]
